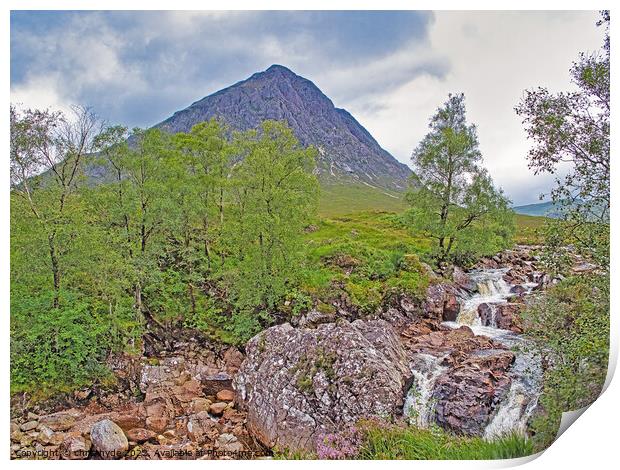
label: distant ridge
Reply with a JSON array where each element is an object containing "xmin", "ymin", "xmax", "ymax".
[{"xmin": 512, "ymin": 201, "xmax": 560, "ymax": 218}]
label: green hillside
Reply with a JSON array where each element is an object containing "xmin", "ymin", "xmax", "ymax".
[{"xmin": 318, "ymin": 183, "xmax": 408, "ymax": 217}]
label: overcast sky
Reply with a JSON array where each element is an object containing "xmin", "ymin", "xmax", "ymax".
[{"xmin": 10, "ymin": 10, "xmax": 605, "ymax": 205}]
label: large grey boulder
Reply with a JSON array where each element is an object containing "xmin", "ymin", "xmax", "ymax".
[
  {"xmin": 90, "ymin": 419, "xmax": 128, "ymax": 459},
  {"xmin": 233, "ymin": 319, "xmax": 411, "ymax": 452}
]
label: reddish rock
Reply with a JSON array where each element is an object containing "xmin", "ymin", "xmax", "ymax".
[
  {"xmin": 216, "ymin": 389, "xmax": 235, "ymax": 402},
  {"xmin": 10, "ymin": 427, "xmax": 24, "ymax": 443},
  {"xmin": 175, "ymin": 371, "xmax": 192, "ymax": 385},
  {"xmin": 170, "ymin": 379, "xmax": 203, "ymax": 403},
  {"xmin": 404, "ymin": 324, "xmax": 503, "ymax": 366},
  {"xmin": 126, "ymin": 428, "xmax": 156, "ymax": 443},
  {"xmin": 496, "ymin": 303, "xmax": 523, "ymax": 333},
  {"xmin": 452, "ymin": 266, "xmax": 476, "ymax": 292},
  {"xmin": 39, "ymin": 410, "xmax": 80, "ymax": 431},
  {"xmin": 442, "ymin": 295, "xmax": 460, "ymax": 322},
  {"xmin": 223, "ymin": 347, "xmax": 244, "ymax": 372},
  {"xmin": 113, "ymin": 414, "xmax": 145, "ymax": 433},
  {"xmin": 477, "ymin": 302, "xmax": 523, "ymax": 333},
  {"xmin": 222, "ymin": 408, "xmax": 245, "ymax": 424},
  {"xmin": 36, "ymin": 425, "xmax": 56, "ymax": 445},
  {"xmin": 209, "ymin": 402, "xmax": 227, "ymax": 416},
  {"xmin": 60, "ymin": 435, "xmax": 92, "ymax": 460},
  {"xmin": 20, "ymin": 420, "xmax": 38, "ymax": 432},
  {"xmin": 190, "ymin": 397, "xmax": 212, "ymax": 413},
  {"xmin": 145, "ymin": 402, "xmax": 168, "ymax": 419},
  {"xmin": 432, "ymin": 350, "xmax": 514, "ymax": 435},
  {"xmin": 201, "ymin": 373, "xmax": 233, "ymax": 396},
  {"xmin": 424, "ymin": 283, "xmax": 462, "ymax": 322},
  {"xmin": 187, "ymin": 411, "xmax": 219, "ymax": 443},
  {"xmin": 145, "ymin": 416, "xmax": 168, "ymax": 433}
]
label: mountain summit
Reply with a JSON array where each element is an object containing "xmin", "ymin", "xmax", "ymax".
[{"xmin": 156, "ymin": 65, "xmax": 412, "ymax": 191}]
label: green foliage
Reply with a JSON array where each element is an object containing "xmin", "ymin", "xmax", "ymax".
[
  {"xmin": 358, "ymin": 423, "xmax": 534, "ymax": 460},
  {"xmin": 522, "ymin": 274, "xmax": 609, "ymax": 451},
  {"xmin": 182, "ymin": 296, "xmax": 224, "ymax": 332},
  {"xmin": 220, "ymin": 121, "xmax": 319, "ymax": 313},
  {"xmin": 515, "ymin": 11, "xmax": 609, "ymax": 268},
  {"xmin": 284, "ymin": 289, "xmax": 314, "ymax": 317},
  {"xmin": 10, "ymin": 189, "xmax": 142, "ymax": 395},
  {"xmin": 10, "ymin": 289, "xmax": 139, "ymax": 396},
  {"xmin": 300, "ymin": 211, "xmax": 432, "ymax": 313},
  {"xmin": 11, "ymin": 114, "xmax": 320, "ymax": 390},
  {"xmin": 406, "ymin": 93, "xmax": 515, "ymax": 266}
]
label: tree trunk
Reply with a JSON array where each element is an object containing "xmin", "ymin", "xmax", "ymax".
[
  {"xmin": 203, "ymin": 217, "xmax": 211, "ymax": 270},
  {"xmin": 188, "ymin": 282, "xmax": 196, "ymax": 315},
  {"xmin": 135, "ymin": 282, "xmax": 142, "ymax": 312},
  {"xmin": 48, "ymin": 231, "xmax": 61, "ymax": 308}
]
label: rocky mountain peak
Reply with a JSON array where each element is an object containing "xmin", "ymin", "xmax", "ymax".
[{"xmin": 156, "ymin": 65, "xmax": 412, "ymax": 191}]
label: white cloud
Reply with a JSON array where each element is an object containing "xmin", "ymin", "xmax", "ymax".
[
  {"xmin": 349, "ymin": 11, "xmax": 604, "ymax": 205},
  {"xmin": 10, "ymin": 74, "xmax": 71, "ymax": 114}
]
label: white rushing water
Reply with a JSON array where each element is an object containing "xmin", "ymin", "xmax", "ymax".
[
  {"xmin": 456, "ymin": 268, "xmax": 511, "ymax": 331},
  {"xmin": 404, "ymin": 267, "xmax": 543, "ymax": 440},
  {"xmin": 484, "ymin": 340, "xmax": 542, "ymax": 439},
  {"xmin": 403, "ymin": 353, "xmax": 448, "ymax": 427}
]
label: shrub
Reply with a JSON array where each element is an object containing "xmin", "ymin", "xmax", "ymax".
[
  {"xmin": 10, "ymin": 289, "xmax": 140, "ymax": 397},
  {"xmin": 522, "ymin": 273, "xmax": 609, "ymax": 451},
  {"xmin": 316, "ymin": 427, "xmax": 363, "ymax": 459}
]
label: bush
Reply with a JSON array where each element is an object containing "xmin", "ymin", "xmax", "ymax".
[
  {"xmin": 522, "ymin": 274, "xmax": 609, "ymax": 450},
  {"xmin": 10, "ymin": 289, "xmax": 140, "ymax": 397}
]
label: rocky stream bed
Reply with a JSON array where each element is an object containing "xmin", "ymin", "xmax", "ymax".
[{"xmin": 10, "ymin": 246, "xmax": 594, "ymax": 459}]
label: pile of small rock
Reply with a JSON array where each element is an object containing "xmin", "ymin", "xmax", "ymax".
[{"xmin": 10, "ymin": 346, "xmax": 267, "ymax": 460}]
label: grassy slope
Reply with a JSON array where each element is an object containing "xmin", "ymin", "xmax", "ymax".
[
  {"xmin": 317, "ymin": 183, "xmax": 547, "ymax": 245},
  {"xmin": 296, "ymin": 209, "xmax": 545, "ymax": 319},
  {"xmin": 514, "ymin": 214, "xmax": 547, "ymax": 245},
  {"xmin": 299, "ymin": 211, "xmax": 432, "ymax": 311},
  {"xmin": 318, "ymin": 183, "xmax": 408, "ymax": 217}
]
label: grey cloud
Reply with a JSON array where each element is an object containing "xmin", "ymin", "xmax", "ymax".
[{"xmin": 11, "ymin": 11, "xmax": 440, "ymax": 127}]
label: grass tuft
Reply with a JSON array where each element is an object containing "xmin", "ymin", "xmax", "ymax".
[{"xmin": 358, "ymin": 423, "xmax": 534, "ymax": 460}]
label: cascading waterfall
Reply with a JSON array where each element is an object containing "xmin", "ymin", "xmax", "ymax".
[
  {"xmin": 403, "ymin": 266, "xmax": 544, "ymax": 440},
  {"xmin": 403, "ymin": 353, "xmax": 447, "ymax": 427},
  {"xmin": 484, "ymin": 335, "xmax": 542, "ymax": 439},
  {"xmin": 455, "ymin": 269, "xmax": 512, "ymax": 333}
]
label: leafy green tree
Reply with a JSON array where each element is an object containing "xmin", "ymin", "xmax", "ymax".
[
  {"xmin": 94, "ymin": 127, "xmax": 180, "ymax": 323},
  {"xmin": 406, "ymin": 93, "xmax": 513, "ymax": 266},
  {"xmin": 10, "ymin": 105, "xmax": 102, "ymax": 308},
  {"xmin": 174, "ymin": 119, "xmax": 232, "ymax": 271},
  {"xmin": 516, "ymin": 12, "xmax": 610, "ymax": 451},
  {"xmin": 515, "ymin": 11, "xmax": 609, "ymax": 269},
  {"xmin": 10, "ymin": 109, "xmax": 141, "ymax": 395},
  {"xmin": 223, "ymin": 121, "xmax": 319, "ymax": 330}
]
